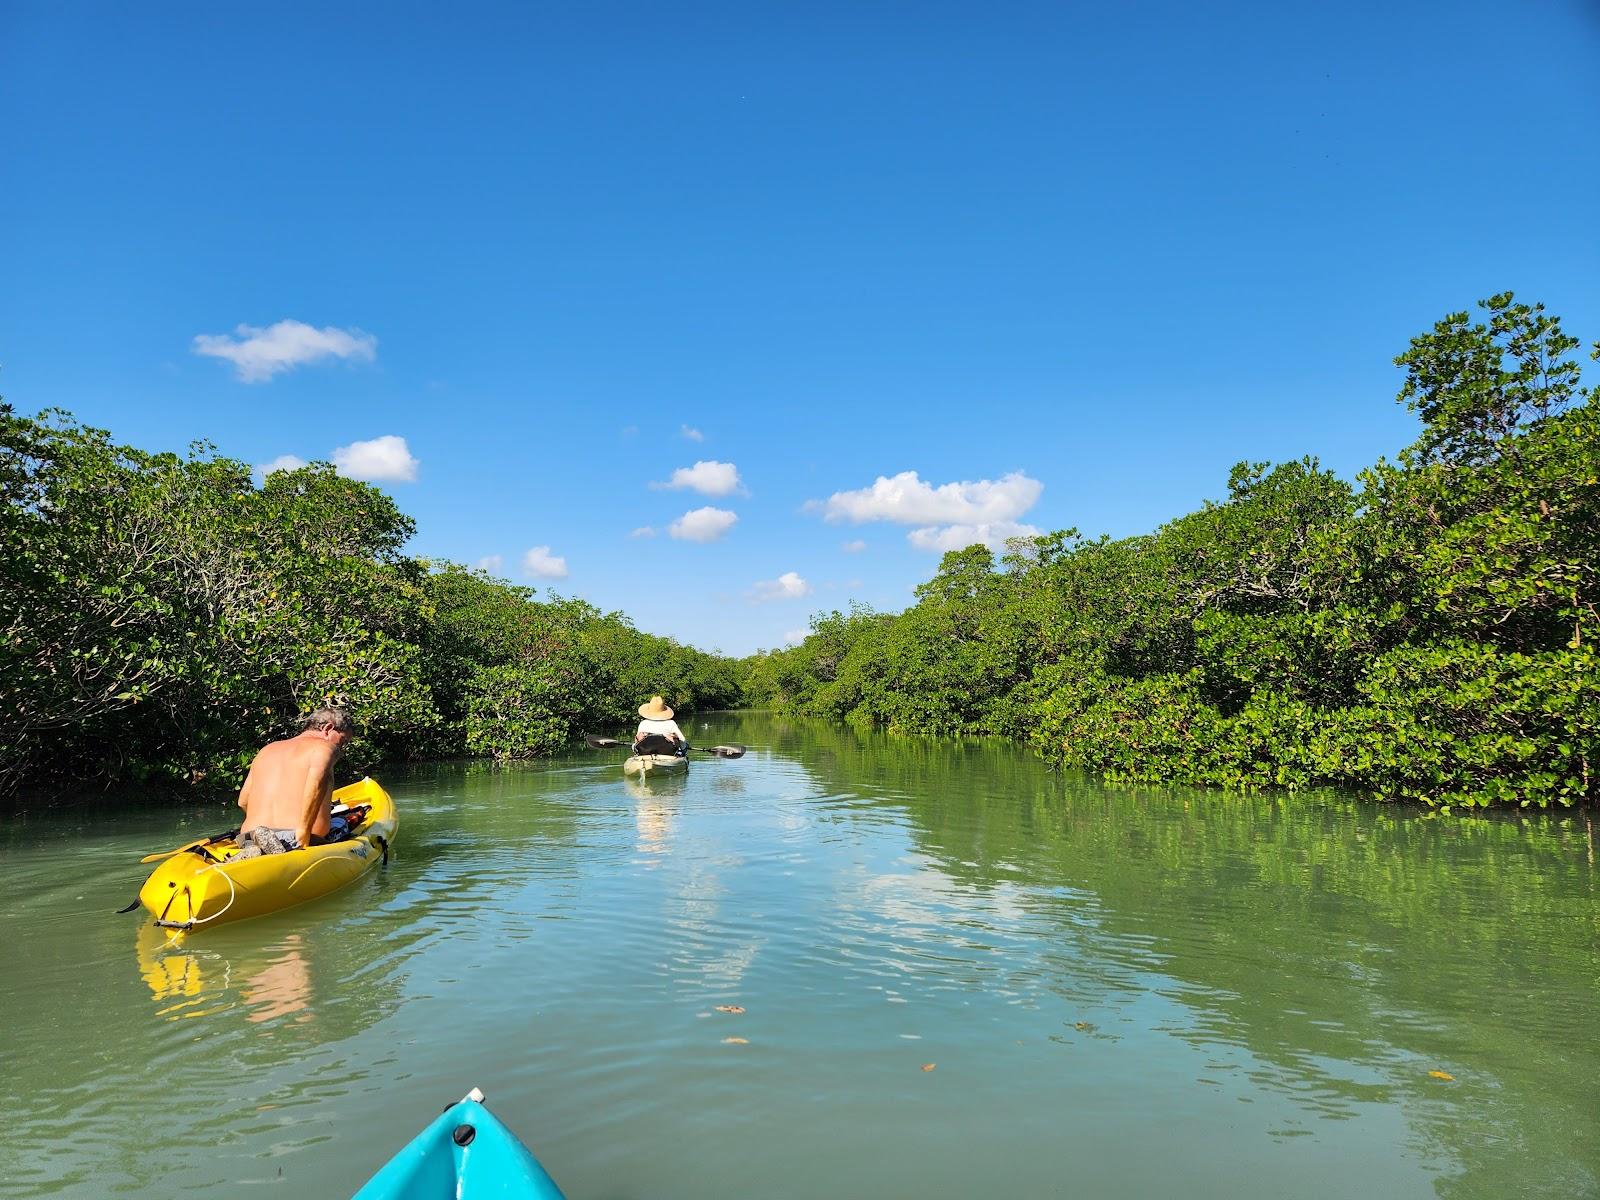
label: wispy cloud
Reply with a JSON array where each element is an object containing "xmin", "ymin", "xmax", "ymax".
[
  {"xmin": 781, "ymin": 628, "xmax": 808, "ymax": 645},
  {"xmin": 475, "ymin": 554, "xmax": 504, "ymax": 573},
  {"xmin": 630, "ymin": 526, "xmax": 657, "ymax": 539},
  {"xmin": 808, "ymin": 469, "xmax": 1043, "ymax": 552},
  {"xmin": 749, "ymin": 571, "xmax": 812, "ymax": 603},
  {"xmin": 254, "ymin": 454, "xmax": 307, "ymax": 480},
  {"xmin": 192, "ymin": 319, "xmax": 377, "ymax": 383},
  {"xmin": 652, "ymin": 460, "xmax": 745, "ymax": 497},
  {"xmin": 907, "ymin": 521, "xmax": 1042, "ymax": 552},
  {"xmin": 681, "ymin": 425, "xmax": 705, "ymax": 442},
  {"xmin": 522, "ymin": 545, "xmax": 569, "ymax": 578},
  {"xmin": 332, "ymin": 435, "xmax": 419, "ymax": 483},
  {"xmin": 669, "ymin": 506, "xmax": 738, "ymax": 543},
  {"xmin": 841, "ymin": 539, "xmax": 867, "ymax": 553}
]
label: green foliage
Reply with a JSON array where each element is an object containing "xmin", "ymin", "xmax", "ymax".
[
  {"xmin": 463, "ymin": 663, "xmax": 580, "ymax": 760},
  {"xmin": 741, "ymin": 604, "xmax": 892, "ymax": 715},
  {"xmin": 1395, "ymin": 292, "xmax": 1583, "ymax": 467},
  {"xmin": 748, "ymin": 294, "xmax": 1600, "ymax": 808},
  {"xmin": 0, "ymin": 411, "xmax": 742, "ymax": 796},
  {"xmin": 444, "ymin": 583, "xmax": 745, "ymax": 762}
]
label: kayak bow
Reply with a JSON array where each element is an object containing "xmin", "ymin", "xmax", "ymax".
[
  {"xmin": 353, "ymin": 1087, "xmax": 567, "ymax": 1199},
  {"xmin": 622, "ymin": 753, "xmax": 689, "ymax": 778}
]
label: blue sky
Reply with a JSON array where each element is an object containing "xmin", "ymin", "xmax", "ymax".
[{"xmin": 3, "ymin": 1, "xmax": 1597, "ymax": 655}]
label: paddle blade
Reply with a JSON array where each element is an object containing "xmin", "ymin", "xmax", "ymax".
[
  {"xmin": 584, "ymin": 734, "xmax": 624, "ymax": 750},
  {"xmin": 702, "ymin": 743, "xmax": 747, "ymax": 758}
]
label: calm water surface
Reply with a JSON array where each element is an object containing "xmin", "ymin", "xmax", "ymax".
[{"xmin": 2, "ymin": 714, "xmax": 1598, "ymax": 1198}]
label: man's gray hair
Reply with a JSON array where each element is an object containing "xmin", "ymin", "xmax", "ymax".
[{"xmin": 301, "ymin": 706, "xmax": 355, "ymax": 734}]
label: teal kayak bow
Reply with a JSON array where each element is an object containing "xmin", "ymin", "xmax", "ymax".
[{"xmin": 353, "ymin": 1088, "xmax": 567, "ymax": 1199}]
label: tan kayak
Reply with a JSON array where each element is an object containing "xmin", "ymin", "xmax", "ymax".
[
  {"xmin": 622, "ymin": 753, "xmax": 689, "ymax": 777},
  {"xmin": 585, "ymin": 733, "xmax": 746, "ymax": 775}
]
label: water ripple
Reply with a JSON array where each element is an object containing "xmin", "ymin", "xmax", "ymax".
[{"xmin": 3, "ymin": 720, "xmax": 1599, "ymax": 1198}]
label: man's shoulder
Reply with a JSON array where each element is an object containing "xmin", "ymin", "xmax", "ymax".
[
  {"xmin": 254, "ymin": 736, "xmax": 295, "ymax": 760},
  {"xmin": 258, "ymin": 733, "xmax": 333, "ymax": 762}
]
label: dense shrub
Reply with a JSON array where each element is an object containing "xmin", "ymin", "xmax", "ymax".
[
  {"xmin": 746, "ymin": 295, "xmax": 1600, "ymax": 808},
  {"xmin": 0, "ymin": 409, "xmax": 742, "ymax": 796}
]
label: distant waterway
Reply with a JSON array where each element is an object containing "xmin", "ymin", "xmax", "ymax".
[{"xmin": 2, "ymin": 713, "xmax": 1597, "ymax": 1198}]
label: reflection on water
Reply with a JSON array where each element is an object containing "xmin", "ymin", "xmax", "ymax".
[
  {"xmin": 135, "ymin": 926, "xmax": 316, "ymax": 1026},
  {"xmin": 241, "ymin": 935, "xmax": 313, "ymax": 1025},
  {"xmin": 135, "ymin": 924, "xmax": 221, "ymax": 1019},
  {"xmin": 624, "ymin": 774, "xmax": 680, "ymax": 856},
  {"xmin": 1, "ymin": 715, "xmax": 1597, "ymax": 1199}
]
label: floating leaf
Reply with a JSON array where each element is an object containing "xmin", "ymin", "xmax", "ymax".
[
  {"xmin": 714, "ymin": 1005, "xmax": 745, "ymax": 1014},
  {"xmin": 722, "ymin": 1036, "xmax": 749, "ymax": 1045},
  {"xmin": 1428, "ymin": 1069, "xmax": 1455, "ymax": 1081},
  {"xmin": 921, "ymin": 1063, "xmax": 936, "ymax": 1072}
]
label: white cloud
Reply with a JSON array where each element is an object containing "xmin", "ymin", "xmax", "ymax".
[
  {"xmin": 475, "ymin": 554, "xmax": 504, "ymax": 573},
  {"xmin": 332, "ymin": 435, "xmax": 419, "ymax": 483},
  {"xmin": 750, "ymin": 571, "xmax": 812, "ymax": 603},
  {"xmin": 681, "ymin": 425, "xmax": 705, "ymax": 442},
  {"xmin": 630, "ymin": 526, "xmax": 657, "ymax": 539},
  {"xmin": 841, "ymin": 539, "xmax": 867, "ymax": 553},
  {"xmin": 192, "ymin": 319, "xmax": 377, "ymax": 383},
  {"xmin": 521, "ymin": 545, "xmax": 569, "ymax": 578},
  {"xmin": 669, "ymin": 506, "xmax": 738, "ymax": 542},
  {"xmin": 781, "ymin": 628, "xmax": 808, "ymax": 645},
  {"xmin": 811, "ymin": 469, "xmax": 1042, "ymax": 526},
  {"xmin": 809, "ymin": 470, "xmax": 1043, "ymax": 554},
  {"xmin": 906, "ymin": 521, "xmax": 1043, "ymax": 553},
  {"xmin": 652, "ymin": 460, "xmax": 744, "ymax": 496},
  {"xmin": 254, "ymin": 454, "xmax": 307, "ymax": 479}
]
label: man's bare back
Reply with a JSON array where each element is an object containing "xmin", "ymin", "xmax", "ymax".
[{"xmin": 237, "ymin": 709, "xmax": 354, "ymax": 849}]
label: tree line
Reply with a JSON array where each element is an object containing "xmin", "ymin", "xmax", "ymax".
[
  {"xmin": 5, "ymin": 295, "xmax": 1594, "ymax": 808},
  {"xmin": 0, "ymin": 408, "xmax": 743, "ymax": 799},
  {"xmin": 744, "ymin": 295, "xmax": 1599, "ymax": 808}
]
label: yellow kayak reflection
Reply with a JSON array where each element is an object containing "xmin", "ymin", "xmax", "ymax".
[
  {"xmin": 135, "ymin": 924, "xmax": 315, "ymax": 1024},
  {"xmin": 135, "ymin": 923, "xmax": 215, "ymax": 1017}
]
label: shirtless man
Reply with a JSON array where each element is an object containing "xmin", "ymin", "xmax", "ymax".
[{"xmin": 233, "ymin": 708, "xmax": 355, "ymax": 858}]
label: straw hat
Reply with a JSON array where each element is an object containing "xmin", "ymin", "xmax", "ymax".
[{"xmin": 638, "ymin": 695, "xmax": 674, "ymax": 720}]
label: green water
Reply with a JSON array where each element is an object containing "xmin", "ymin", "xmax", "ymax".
[{"xmin": 2, "ymin": 714, "xmax": 1597, "ymax": 1198}]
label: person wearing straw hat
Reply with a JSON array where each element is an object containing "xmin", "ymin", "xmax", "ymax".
[{"xmin": 633, "ymin": 696, "xmax": 687, "ymax": 757}]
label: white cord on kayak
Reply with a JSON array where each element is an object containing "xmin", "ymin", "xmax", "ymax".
[
  {"xmin": 169, "ymin": 810, "xmax": 368, "ymax": 930},
  {"xmin": 183, "ymin": 858, "xmax": 239, "ymax": 928}
]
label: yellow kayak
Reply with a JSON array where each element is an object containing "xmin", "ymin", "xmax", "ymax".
[{"xmin": 137, "ymin": 778, "xmax": 397, "ymax": 934}]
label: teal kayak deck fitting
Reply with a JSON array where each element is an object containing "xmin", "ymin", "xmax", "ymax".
[{"xmin": 354, "ymin": 1088, "xmax": 567, "ymax": 1199}]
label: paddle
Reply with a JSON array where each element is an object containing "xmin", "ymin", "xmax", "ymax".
[
  {"xmin": 138, "ymin": 829, "xmax": 238, "ymax": 865},
  {"xmin": 584, "ymin": 734, "xmax": 747, "ymax": 759},
  {"xmin": 691, "ymin": 744, "xmax": 747, "ymax": 759}
]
